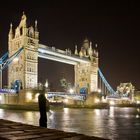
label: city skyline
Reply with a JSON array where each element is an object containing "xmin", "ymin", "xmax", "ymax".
[{"xmin": 0, "ymin": 0, "xmax": 140, "ymax": 90}]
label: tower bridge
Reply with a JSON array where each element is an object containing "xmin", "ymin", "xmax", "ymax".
[
  {"xmin": 7, "ymin": 13, "xmax": 98, "ymax": 94},
  {"xmin": 0, "ymin": 13, "xmax": 120, "ymax": 104}
]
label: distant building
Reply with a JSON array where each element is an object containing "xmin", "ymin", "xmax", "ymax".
[
  {"xmin": 134, "ymin": 90, "xmax": 140, "ymax": 102},
  {"xmin": 117, "ymin": 82, "xmax": 135, "ymax": 100}
]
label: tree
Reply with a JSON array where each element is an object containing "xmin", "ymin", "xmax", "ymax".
[{"xmin": 60, "ymin": 78, "xmax": 68, "ymax": 91}]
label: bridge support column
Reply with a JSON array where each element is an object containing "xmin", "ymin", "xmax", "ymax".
[
  {"xmin": 8, "ymin": 13, "xmax": 39, "ymax": 90},
  {"xmin": 75, "ymin": 61, "xmax": 98, "ymax": 94}
]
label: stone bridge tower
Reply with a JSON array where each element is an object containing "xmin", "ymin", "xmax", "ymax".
[
  {"xmin": 75, "ymin": 38, "xmax": 98, "ymax": 94},
  {"xmin": 8, "ymin": 13, "xmax": 39, "ymax": 90}
]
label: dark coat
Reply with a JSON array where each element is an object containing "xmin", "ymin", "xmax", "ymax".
[
  {"xmin": 38, "ymin": 93, "xmax": 48, "ymax": 127},
  {"xmin": 38, "ymin": 94, "xmax": 47, "ymax": 113}
]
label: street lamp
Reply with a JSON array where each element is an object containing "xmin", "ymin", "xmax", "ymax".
[
  {"xmin": 69, "ymin": 88, "xmax": 74, "ymax": 94},
  {"xmin": 45, "ymin": 79, "xmax": 48, "ymax": 88},
  {"xmin": 13, "ymin": 57, "xmax": 19, "ymax": 63},
  {"xmin": 97, "ymin": 89, "xmax": 101, "ymax": 93}
]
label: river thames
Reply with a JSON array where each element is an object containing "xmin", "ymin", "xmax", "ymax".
[{"xmin": 0, "ymin": 107, "xmax": 140, "ymax": 140}]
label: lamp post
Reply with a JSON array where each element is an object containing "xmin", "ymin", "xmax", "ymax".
[
  {"xmin": 69, "ymin": 88, "xmax": 74, "ymax": 94},
  {"xmin": 97, "ymin": 89, "xmax": 101, "ymax": 93},
  {"xmin": 45, "ymin": 79, "xmax": 48, "ymax": 89},
  {"xmin": 45, "ymin": 79, "xmax": 49, "ymax": 94},
  {"xmin": 97, "ymin": 89, "xmax": 102, "ymax": 101}
]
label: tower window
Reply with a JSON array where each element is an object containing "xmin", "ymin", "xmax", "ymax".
[
  {"xmin": 82, "ymin": 78, "xmax": 84, "ymax": 81},
  {"xmin": 16, "ymin": 67, "xmax": 18, "ymax": 72}
]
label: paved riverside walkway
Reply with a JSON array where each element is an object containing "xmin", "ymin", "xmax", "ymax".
[{"xmin": 0, "ymin": 119, "xmax": 108, "ymax": 140}]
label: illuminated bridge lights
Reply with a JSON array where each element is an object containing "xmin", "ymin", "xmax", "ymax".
[
  {"xmin": 38, "ymin": 52, "xmax": 77, "ymax": 65},
  {"xmin": 38, "ymin": 44, "xmax": 90, "ymax": 65},
  {"xmin": 0, "ymin": 89, "xmax": 16, "ymax": 94},
  {"xmin": 47, "ymin": 92, "xmax": 86, "ymax": 101}
]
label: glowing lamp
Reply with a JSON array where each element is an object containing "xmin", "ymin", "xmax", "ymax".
[{"xmin": 26, "ymin": 92, "xmax": 32, "ymax": 100}]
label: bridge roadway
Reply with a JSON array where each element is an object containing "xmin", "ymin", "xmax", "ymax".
[
  {"xmin": 38, "ymin": 44, "xmax": 90, "ymax": 65},
  {"xmin": 0, "ymin": 119, "xmax": 107, "ymax": 140}
]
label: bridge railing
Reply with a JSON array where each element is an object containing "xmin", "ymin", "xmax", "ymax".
[{"xmin": 0, "ymin": 88, "xmax": 16, "ymax": 94}]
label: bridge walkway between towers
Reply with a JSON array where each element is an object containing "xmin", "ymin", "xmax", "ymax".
[
  {"xmin": 0, "ymin": 119, "xmax": 108, "ymax": 140},
  {"xmin": 47, "ymin": 92, "xmax": 86, "ymax": 101}
]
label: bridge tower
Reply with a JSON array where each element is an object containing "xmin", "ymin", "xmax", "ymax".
[
  {"xmin": 75, "ymin": 38, "xmax": 98, "ymax": 94},
  {"xmin": 8, "ymin": 12, "xmax": 39, "ymax": 90}
]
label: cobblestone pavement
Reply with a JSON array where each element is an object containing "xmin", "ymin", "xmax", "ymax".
[{"xmin": 0, "ymin": 119, "xmax": 108, "ymax": 140}]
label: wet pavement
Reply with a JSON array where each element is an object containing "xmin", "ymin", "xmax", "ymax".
[
  {"xmin": 0, "ymin": 107, "xmax": 140, "ymax": 139},
  {"xmin": 0, "ymin": 119, "xmax": 107, "ymax": 140}
]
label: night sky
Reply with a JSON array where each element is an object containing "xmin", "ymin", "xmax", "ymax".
[{"xmin": 0, "ymin": 0, "xmax": 140, "ymax": 91}]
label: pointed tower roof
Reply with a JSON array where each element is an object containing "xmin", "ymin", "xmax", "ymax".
[
  {"xmin": 74, "ymin": 45, "xmax": 78, "ymax": 55},
  {"xmin": 88, "ymin": 41, "xmax": 93, "ymax": 56},
  {"xmin": 8, "ymin": 23, "xmax": 14, "ymax": 40},
  {"xmin": 83, "ymin": 37, "xmax": 89, "ymax": 44},
  {"xmin": 9, "ymin": 23, "xmax": 13, "ymax": 34},
  {"xmin": 82, "ymin": 37, "xmax": 90, "ymax": 49},
  {"xmin": 95, "ymin": 43, "xmax": 98, "ymax": 48},
  {"xmin": 21, "ymin": 11, "xmax": 26, "ymax": 20},
  {"xmin": 35, "ymin": 20, "xmax": 38, "ymax": 31},
  {"xmin": 89, "ymin": 41, "xmax": 92, "ymax": 49},
  {"xmin": 19, "ymin": 11, "xmax": 27, "ymax": 28}
]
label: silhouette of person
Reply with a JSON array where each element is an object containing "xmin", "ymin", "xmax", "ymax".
[{"xmin": 38, "ymin": 85, "xmax": 50, "ymax": 127}]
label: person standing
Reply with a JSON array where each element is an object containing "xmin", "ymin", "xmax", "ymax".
[{"xmin": 38, "ymin": 85, "xmax": 49, "ymax": 127}]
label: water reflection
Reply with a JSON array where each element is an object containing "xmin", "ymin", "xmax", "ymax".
[
  {"xmin": 0, "ymin": 107, "xmax": 140, "ymax": 139},
  {"xmin": 137, "ymin": 108, "xmax": 140, "ymax": 112},
  {"xmin": 109, "ymin": 106, "xmax": 114, "ymax": 117},
  {"xmin": 63, "ymin": 108, "xmax": 69, "ymax": 114},
  {"xmin": 94, "ymin": 109, "xmax": 100, "ymax": 116},
  {"xmin": 0, "ymin": 109, "xmax": 4, "ymax": 116},
  {"xmin": 24, "ymin": 111, "xmax": 40, "ymax": 125}
]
